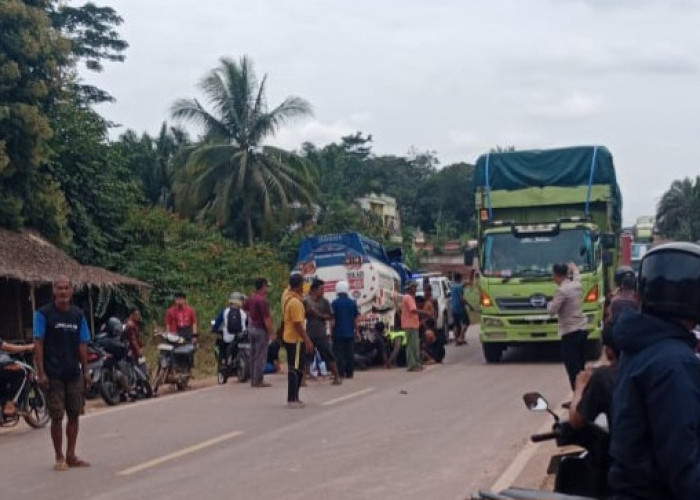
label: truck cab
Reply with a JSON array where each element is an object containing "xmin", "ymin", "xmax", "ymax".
[{"xmin": 479, "ymin": 218, "xmax": 605, "ymax": 362}]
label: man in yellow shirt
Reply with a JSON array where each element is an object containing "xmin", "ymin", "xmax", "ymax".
[{"xmin": 282, "ymin": 274, "xmax": 314, "ymax": 408}]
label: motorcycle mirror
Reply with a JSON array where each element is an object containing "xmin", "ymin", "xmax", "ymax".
[
  {"xmin": 522, "ymin": 392, "xmax": 560, "ymax": 422},
  {"xmin": 523, "ymin": 392, "xmax": 549, "ymax": 411}
]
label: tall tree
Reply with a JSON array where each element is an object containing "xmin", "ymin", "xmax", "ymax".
[
  {"xmin": 171, "ymin": 56, "xmax": 316, "ymax": 245},
  {"xmin": 656, "ymin": 176, "xmax": 700, "ymax": 242},
  {"xmin": 0, "ymin": 0, "xmax": 71, "ymax": 238}
]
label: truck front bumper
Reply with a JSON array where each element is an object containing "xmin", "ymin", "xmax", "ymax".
[{"xmin": 479, "ymin": 310, "xmax": 601, "ymax": 344}]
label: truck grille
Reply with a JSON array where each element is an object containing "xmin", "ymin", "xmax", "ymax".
[{"xmin": 496, "ymin": 297, "xmax": 552, "ymax": 311}]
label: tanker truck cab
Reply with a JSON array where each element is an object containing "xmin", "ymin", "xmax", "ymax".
[{"xmin": 479, "ymin": 218, "xmax": 605, "ymax": 362}]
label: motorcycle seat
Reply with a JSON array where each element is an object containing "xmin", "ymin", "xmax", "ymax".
[{"xmin": 157, "ymin": 343, "xmax": 175, "ymax": 352}]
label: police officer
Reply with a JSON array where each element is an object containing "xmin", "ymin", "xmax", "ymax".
[{"xmin": 609, "ymin": 242, "xmax": 700, "ymax": 499}]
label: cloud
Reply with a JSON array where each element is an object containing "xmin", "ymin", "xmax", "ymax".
[
  {"xmin": 269, "ymin": 113, "xmax": 373, "ymax": 151},
  {"xmin": 529, "ymin": 92, "xmax": 604, "ymax": 119}
]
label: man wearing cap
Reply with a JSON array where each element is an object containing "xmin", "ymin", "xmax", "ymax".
[
  {"xmin": 402, "ymin": 281, "xmax": 429, "ymax": 372},
  {"xmin": 331, "ymin": 281, "xmax": 360, "ymax": 379}
]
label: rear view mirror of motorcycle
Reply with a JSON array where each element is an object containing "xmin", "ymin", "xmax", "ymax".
[{"xmin": 522, "ymin": 392, "xmax": 560, "ymax": 422}]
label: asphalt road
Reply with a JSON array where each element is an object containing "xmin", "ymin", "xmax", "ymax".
[{"xmin": 0, "ymin": 328, "xmax": 571, "ymax": 500}]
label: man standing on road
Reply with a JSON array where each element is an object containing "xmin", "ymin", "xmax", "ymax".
[
  {"xmin": 304, "ymin": 278, "xmax": 341, "ymax": 385},
  {"xmin": 331, "ymin": 281, "xmax": 360, "ymax": 379},
  {"xmin": 609, "ymin": 242, "xmax": 700, "ymax": 500},
  {"xmin": 165, "ymin": 292, "xmax": 198, "ymax": 344},
  {"xmin": 402, "ymin": 281, "xmax": 427, "ymax": 372},
  {"xmin": 282, "ymin": 274, "xmax": 314, "ymax": 408},
  {"xmin": 33, "ymin": 275, "xmax": 91, "ymax": 471},
  {"xmin": 246, "ymin": 279, "xmax": 273, "ymax": 388},
  {"xmin": 547, "ymin": 262, "xmax": 588, "ymax": 390},
  {"xmin": 451, "ymin": 273, "xmax": 472, "ymax": 345}
]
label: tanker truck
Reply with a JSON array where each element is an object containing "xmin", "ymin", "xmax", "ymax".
[
  {"xmin": 295, "ymin": 232, "xmax": 410, "ymax": 329},
  {"xmin": 473, "ymin": 146, "xmax": 622, "ymax": 362}
]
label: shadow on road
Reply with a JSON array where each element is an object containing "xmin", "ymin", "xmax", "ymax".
[{"xmin": 499, "ymin": 343, "xmax": 563, "ymax": 364}]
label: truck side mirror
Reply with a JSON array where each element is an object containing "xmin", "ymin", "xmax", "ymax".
[
  {"xmin": 464, "ymin": 248, "xmax": 477, "ymax": 265},
  {"xmin": 600, "ymin": 233, "xmax": 616, "ymax": 249},
  {"xmin": 602, "ymin": 251, "xmax": 614, "ymax": 266}
]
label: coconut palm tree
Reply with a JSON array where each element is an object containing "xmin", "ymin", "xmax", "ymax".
[
  {"xmin": 655, "ymin": 176, "xmax": 700, "ymax": 242},
  {"xmin": 171, "ymin": 56, "xmax": 316, "ymax": 244}
]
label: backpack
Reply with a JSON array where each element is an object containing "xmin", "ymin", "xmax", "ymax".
[{"xmin": 226, "ymin": 307, "xmax": 243, "ymax": 335}]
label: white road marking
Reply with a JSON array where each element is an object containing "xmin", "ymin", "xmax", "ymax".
[
  {"xmin": 82, "ymin": 385, "xmax": 224, "ymax": 420},
  {"xmin": 489, "ymin": 407, "xmax": 564, "ymax": 492},
  {"xmin": 321, "ymin": 387, "xmax": 376, "ymax": 406},
  {"xmin": 117, "ymin": 430, "xmax": 244, "ymax": 476}
]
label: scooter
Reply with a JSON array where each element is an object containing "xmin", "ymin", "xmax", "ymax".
[
  {"xmin": 94, "ymin": 331, "xmax": 152, "ymax": 405},
  {"xmin": 85, "ymin": 342, "xmax": 107, "ymax": 399},
  {"xmin": 214, "ymin": 330, "xmax": 250, "ymax": 385},
  {"xmin": 153, "ymin": 332, "xmax": 195, "ymax": 393},
  {"xmin": 472, "ymin": 392, "xmax": 608, "ymax": 500},
  {"xmin": 0, "ymin": 348, "xmax": 50, "ymax": 429}
]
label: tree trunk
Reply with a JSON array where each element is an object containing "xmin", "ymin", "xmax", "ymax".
[{"xmin": 246, "ymin": 214, "xmax": 253, "ymax": 246}]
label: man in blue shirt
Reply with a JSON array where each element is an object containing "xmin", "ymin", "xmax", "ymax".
[
  {"xmin": 34, "ymin": 275, "xmax": 91, "ymax": 471},
  {"xmin": 331, "ymin": 281, "xmax": 359, "ymax": 379}
]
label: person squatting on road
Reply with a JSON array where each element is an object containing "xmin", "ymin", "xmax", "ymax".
[
  {"xmin": 304, "ymin": 278, "xmax": 342, "ymax": 385},
  {"xmin": 33, "ymin": 275, "xmax": 91, "ymax": 471},
  {"xmin": 609, "ymin": 242, "xmax": 700, "ymax": 500},
  {"xmin": 245, "ymin": 278, "xmax": 274, "ymax": 388},
  {"xmin": 547, "ymin": 262, "xmax": 588, "ymax": 390},
  {"xmin": 282, "ymin": 274, "xmax": 314, "ymax": 408},
  {"xmin": 331, "ymin": 281, "xmax": 359, "ymax": 379}
]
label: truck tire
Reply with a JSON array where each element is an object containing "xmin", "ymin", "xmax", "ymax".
[
  {"xmin": 586, "ymin": 339, "xmax": 603, "ymax": 361},
  {"xmin": 482, "ymin": 343, "xmax": 504, "ymax": 363}
]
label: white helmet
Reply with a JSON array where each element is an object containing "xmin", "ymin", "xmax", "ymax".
[{"xmin": 335, "ymin": 280, "xmax": 350, "ymax": 295}]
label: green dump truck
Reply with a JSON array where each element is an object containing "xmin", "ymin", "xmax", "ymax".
[{"xmin": 473, "ymin": 146, "xmax": 622, "ymax": 363}]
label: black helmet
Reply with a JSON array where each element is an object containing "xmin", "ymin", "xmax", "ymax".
[
  {"xmin": 614, "ymin": 266, "xmax": 635, "ymax": 288},
  {"xmin": 638, "ymin": 242, "xmax": 700, "ymax": 323},
  {"xmin": 106, "ymin": 317, "xmax": 123, "ymax": 338}
]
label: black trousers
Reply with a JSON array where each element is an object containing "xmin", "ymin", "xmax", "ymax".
[
  {"xmin": 561, "ymin": 330, "xmax": 588, "ymax": 390},
  {"xmin": 333, "ymin": 337, "xmax": 355, "ymax": 378},
  {"xmin": 284, "ymin": 341, "xmax": 305, "ymax": 403}
]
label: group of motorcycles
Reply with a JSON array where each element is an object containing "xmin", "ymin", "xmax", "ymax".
[
  {"xmin": 472, "ymin": 392, "xmax": 608, "ymax": 500},
  {"xmin": 87, "ymin": 319, "xmax": 196, "ymax": 406}
]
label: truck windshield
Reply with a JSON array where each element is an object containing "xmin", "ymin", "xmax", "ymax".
[{"xmin": 483, "ymin": 229, "xmax": 595, "ymax": 277}]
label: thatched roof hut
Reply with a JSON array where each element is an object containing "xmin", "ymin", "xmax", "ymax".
[{"xmin": 0, "ymin": 227, "xmax": 149, "ymax": 339}]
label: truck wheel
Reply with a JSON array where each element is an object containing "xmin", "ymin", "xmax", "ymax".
[
  {"xmin": 482, "ymin": 343, "xmax": 504, "ymax": 363},
  {"xmin": 586, "ymin": 339, "xmax": 603, "ymax": 361},
  {"xmin": 442, "ymin": 313, "xmax": 450, "ymax": 342}
]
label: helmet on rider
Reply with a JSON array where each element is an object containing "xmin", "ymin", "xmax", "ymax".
[
  {"xmin": 105, "ymin": 317, "xmax": 123, "ymax": 338},
  {"xmin": 335, "ymin": 280, "xmax": 349, "ymax": 295},
  {"xmin": 229, "ymin": 292, "xmax": 245, "ymax": 307},
  {"xmin": 638, "ymin": 242, "xmax": 700, "ymax": 323},
  {"xmin": 614, "ymin": 266, "xmax": 636, "ymax": 288}
]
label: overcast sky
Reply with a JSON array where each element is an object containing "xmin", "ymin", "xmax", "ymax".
[{"xmin": 78, "ymin": 0, "xmax": 700, "ymax": 226}]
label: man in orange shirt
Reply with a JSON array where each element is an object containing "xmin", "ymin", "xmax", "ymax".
[
  {"xmin": 402, "ymin": 281, "xmax": 428, "ymax": 372},
  {"xmin": 282, "ymin": 274, "xmax": 314, "ymax": 408}
]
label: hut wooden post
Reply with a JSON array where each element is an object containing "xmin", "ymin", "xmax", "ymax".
[
  {"xmin": 29, "ymin": 285, "xmax": 36, "ymax": 341},
  {"xmin": 16, "ymin": 283, "xmax": 23, "ymax": 340},
  {"xmin": 88, "ymin": 287, "xmax": 95, "ymax": 338}
]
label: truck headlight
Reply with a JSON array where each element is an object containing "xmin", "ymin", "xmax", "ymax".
[{"xmin": 483, "ymin": 318, "xmax": 504, "ymax": 328}]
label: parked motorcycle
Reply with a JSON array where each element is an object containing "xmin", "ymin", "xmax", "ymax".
[
  {"xmin": 85, "ymin": 342, "xmax": 108, "ymax": 399},
  {"xmin": 472, "ymin": 392, "xmax": 607, "ymax": 500},
  {"xmin": 94, "ymin": 328, "xmax": 152, "ymax": 406},
  {"xmin": 0, "ymin": 348, "xmax": 50, "ymax": 429},
  {"xmin": 153, "ymin": 332, "xmax": 195, "ymax": 393}
]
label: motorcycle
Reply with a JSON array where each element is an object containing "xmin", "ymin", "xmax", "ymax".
[
  {"xmin": 0, "ymin": 348, "xmax": 50, "ymax": 429},
  {"xmin": 153, "ymin": 332, "xmax": 195, "ymax": 393},
  {"xmin": 214, "ymin": 329, "xmax": 250, "ymax": 385},
  {"xmin": 472, "ymin": 392, "xmax": 608, "ymax": 500},
  {"xmin": 85, "ymin": 342, "xmax": 108, "ymax": 399},
  {"xmin": 94, "ymin": 331, "xmax": 152, "ymax": 406}
]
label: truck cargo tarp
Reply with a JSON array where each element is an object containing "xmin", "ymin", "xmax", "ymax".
[{"xmin": 474, "ymin": 146, "xmax": 622, "ymax": 227}]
